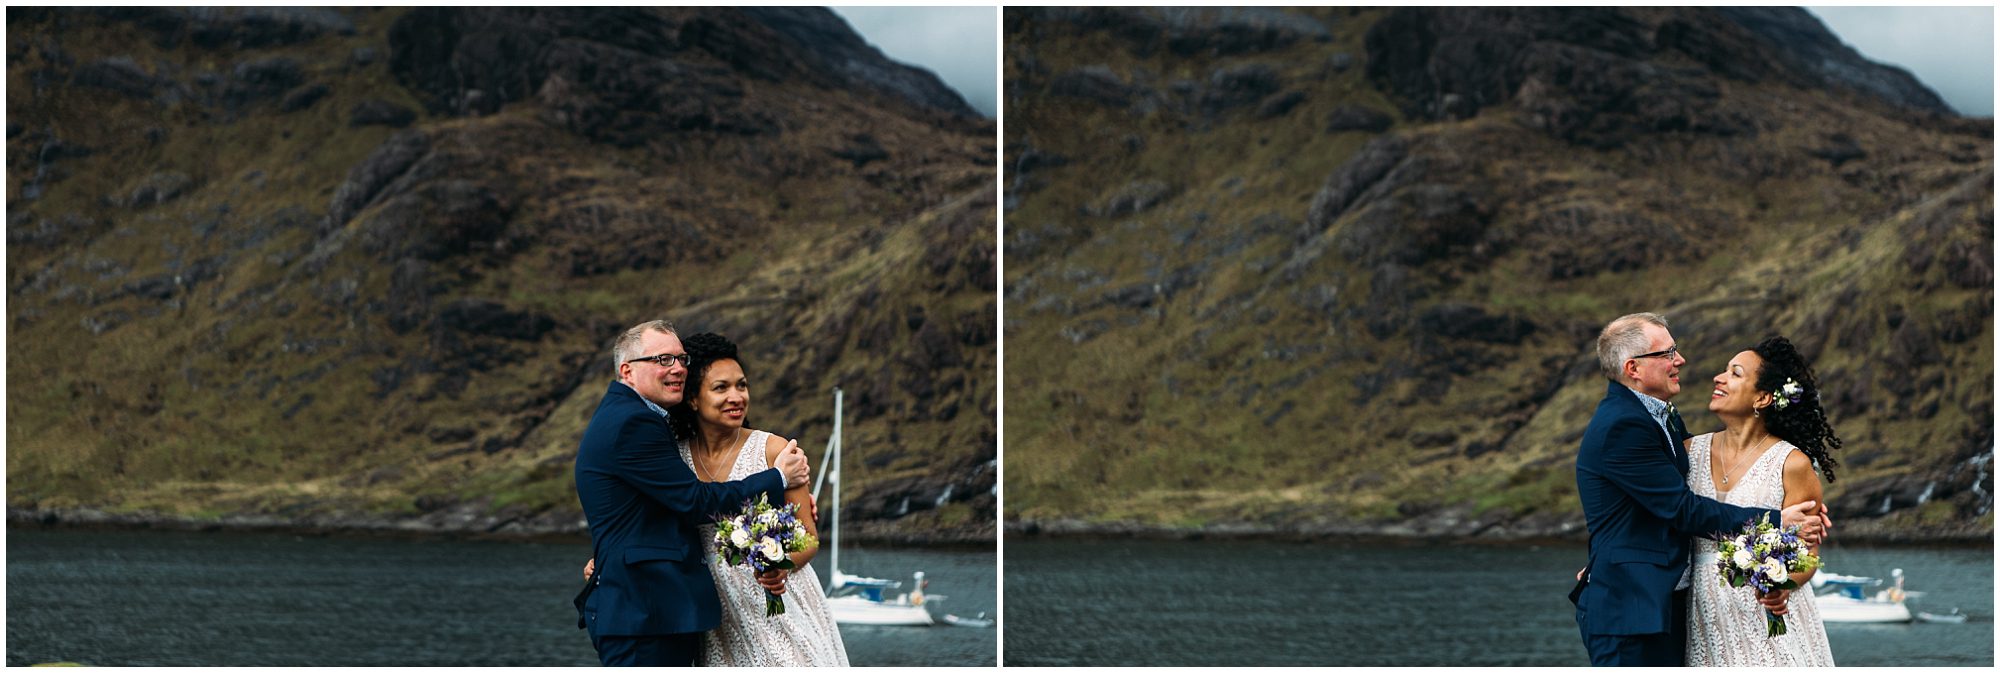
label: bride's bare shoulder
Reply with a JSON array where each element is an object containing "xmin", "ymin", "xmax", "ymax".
[{"xmin": 758, "ymin": 429, "xmax": 796, "ymax": 466}]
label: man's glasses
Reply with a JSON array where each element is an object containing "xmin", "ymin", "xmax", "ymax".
[
  {"xmin": 626, "ymin": 353, "xmax": 691, "ymax": 368},
  {"xmin": 1631, "ymin": 345, "xmax": 1679, "ymax": 360}
]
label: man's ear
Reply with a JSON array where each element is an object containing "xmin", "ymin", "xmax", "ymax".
[{"xmin": 1622, "ymin": 359, "xmax": 1640, "ymax": 384}]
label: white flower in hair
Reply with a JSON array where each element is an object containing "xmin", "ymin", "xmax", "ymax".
[{"xmin": 1773, "ymin": 378, "xmax": 1805, "ymax": 410}]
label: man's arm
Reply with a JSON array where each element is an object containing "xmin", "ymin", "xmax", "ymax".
[
  {"xmin": 613, "ymin": 414, "xmax": 785, "ymax": 516},
  {"xmin": 1596, "ymin": 419, "xmax": 1770, "ymax": 536}
]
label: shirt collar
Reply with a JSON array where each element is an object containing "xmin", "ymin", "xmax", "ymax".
[
  {"xmin": 1631, "ymin": 385, "xmax": 1674, "ymax": 422},
  {"xmin": 620, "ymin": 380, "xmax": 672, "ymax": 417}
]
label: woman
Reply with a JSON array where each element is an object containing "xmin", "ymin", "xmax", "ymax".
[
  {"xmin": 587, "ymin": 332, "xmax": 849, "ymax": 666},
  {"xmin": 1685, "ymin": 335, "xmax": 1839, "ymax": 666}
]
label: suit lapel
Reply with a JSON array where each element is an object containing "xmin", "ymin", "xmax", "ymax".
[
  {"xmin": 1670, "ymin": 411, "xmax": 1691, "ymax": 474},
  {"xmin": 1614, "ymin": 383, "xmax": 1682, "ymax": 466}
]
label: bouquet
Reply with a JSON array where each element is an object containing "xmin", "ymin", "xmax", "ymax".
[
  {"xmin": 713, "ymin": 493, "xmax": 818, "ymax": 616},
  {"xmin": 1713, "ymin": 513, "xmax": 1823, "ymax": 637}
]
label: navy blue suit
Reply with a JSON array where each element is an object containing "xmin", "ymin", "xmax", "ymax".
[
  {"xmin": 575, "ymin": 381, "xmax": 786, "ymax": 666},
  {"xmin": 1572, "ymin": 381, "xmax": 1774, "ymax": 666}
]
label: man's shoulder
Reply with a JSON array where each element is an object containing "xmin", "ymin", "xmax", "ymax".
[
  {"xmin": 590, "ymin": 381, "xmax": 645, "ymax": 413},
  {"xmin": 1580, "ymin": 385, "xmax": 1655, "ymax": 447},
  {"xmin": 581, "ymin": 383, "xmax": 656, "ymax": 445},
  {"xmin": 1594, "ymin": 382, "xmax": 1657, "ymax": 418}
]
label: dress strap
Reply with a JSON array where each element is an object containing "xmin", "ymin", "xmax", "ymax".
[
  {"xmin": 735, "ymin": 429, "xmax": 770, "ymax": 479},
  {"xmin": 1690, "ymin": 432, "xmax": 1713, "ymax": 460},
  {"xmin": 1747, "ymin": 439, "xmax": 1794, "ymax": 477},
  {"xmin": 1688, "ymin": 433, "xmax": 1715, "ymax": 496}
]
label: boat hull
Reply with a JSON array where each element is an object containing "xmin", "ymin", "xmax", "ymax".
[
  {"xmin": 1816, "ymin": 595, "xmax": 1913, "ymax": 623},
  {"xmin": 828, "ymin": 595, "xmax": 935, "ymax": 626}
]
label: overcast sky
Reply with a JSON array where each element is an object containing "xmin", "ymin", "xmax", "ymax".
[
  {"xmin": 831, "ymin": 6, "xmax": 997, "ymax": 117},
  {"xmin": 1810, "ymin": 6, "xmax": 1993, "ymax": 116},
  {"xmin": 826, "ymin": 7, "xmax": 1991, "ymax": 120}
]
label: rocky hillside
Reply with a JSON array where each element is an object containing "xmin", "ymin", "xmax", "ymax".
[
  {"xmin": 7, "ymin": 7, "xmax": 996, "ymax": 542},
  {"xmin": 1004, "ymin": 7, "xmax": 1991, "ymax": 542}
]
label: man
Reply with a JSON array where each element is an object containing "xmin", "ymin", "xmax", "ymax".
[
  {"xmin": 575, "ymin": 319, "xmax": 811, "ymax": 666},
  {"xmin": 1571, "ymin": 312, "xmax": 1828, "ymax": 666}
]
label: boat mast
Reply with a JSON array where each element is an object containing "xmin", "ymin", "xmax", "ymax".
[
  {"xmin": 830, "ymin": 387, "xmax": 842, "ymax": 582},
  {"xmin": 812, "ymin": 388, "xmax": 836, "ymax": 499}
]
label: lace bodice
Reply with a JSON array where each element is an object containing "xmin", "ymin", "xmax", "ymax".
[
  {"xmin": 682, "ymin": 429, "xmax": 848, "ymax": 666},
  {"xmin": 1689, "ymin": 432, "xmax": 1793, "ymax": 509},
  {"xmin": 1685, "ymin": 432, "xmax": 1834, "ymax": 666}
]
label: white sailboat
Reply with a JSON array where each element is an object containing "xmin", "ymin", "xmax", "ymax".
[
  {"xmin": 813, "ymin": 388, "xmax": 936, "ymax": 626},
  {"xmin": 1812, "ymin": 568, "xmax": 1914, "ymax": 623}
]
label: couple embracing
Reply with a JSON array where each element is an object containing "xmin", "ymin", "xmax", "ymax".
[
  {"xmin": 1574, "ymin": 312, "xmax": 1844, "ymax": 666},
  {"xmin": 574, "ymin": 320, "xmax": 849, "ymax": 666}
]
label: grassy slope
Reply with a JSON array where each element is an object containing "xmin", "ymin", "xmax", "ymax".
[
  {"xmin": 1003, "ymin": 7, "xmax": 1992, "ymax": 538},
  {"xmin": 7, "ymin": 8, "xmax": 997, "ymax": 539}
]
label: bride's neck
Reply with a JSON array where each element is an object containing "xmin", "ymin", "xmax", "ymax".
[
  {"xmin": 697, "ymin": 422, "xmax": 739, "ymax": 454},
  {"xmin": 1717, "ymin": 416, "xmax": 1770, "ymax": 450}
]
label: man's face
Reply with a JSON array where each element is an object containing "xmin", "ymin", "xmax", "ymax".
[
  {"xmin": 621, "ymin": 330, "xmax": 688, "ymax": 407},
  {"xmin": 1628, "ymin": 323, "xmax": 1685, "ymax": 401}
]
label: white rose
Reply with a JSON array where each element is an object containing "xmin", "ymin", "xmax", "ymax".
[
  {"xmin": 1735, "ymin": 535, "xmax": 1751, "ymax": 550},
  {"xmin": 729, "ymin": 527, "xmax": 751, "ymax": 549},
  {"xmin": 1732, "ymin": 549, "xmax": 1757, "ymax": 570},
  {"xmin": 1760, "ymin": 558, "xmax": 1788, "ymax": 583},
  {"xmin": 758, "ymin": 537, "xmax": 785, "ymax": 562}
]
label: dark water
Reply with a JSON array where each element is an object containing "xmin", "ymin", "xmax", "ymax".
[
  {"xmin": 6, "ymin": 528, "xmax": 994, "ymax": 666},
  {"xmin": 1005, "ymin": 537, "xmax": 1992, "ymax": 666}
]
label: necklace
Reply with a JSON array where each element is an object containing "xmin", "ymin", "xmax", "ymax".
[
  {"xmin": 1716, "ymin": 431, "xmax": 1766, "ymax": 486},
  {"xmin": 693, "ymin": 427, "xmax": 745, "ymax": 482}
]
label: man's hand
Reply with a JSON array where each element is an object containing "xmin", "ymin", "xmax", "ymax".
[
  {"xmin": 775, "ymin": 440, "xmax": 810, "ymax": 486},
  {"xmin": 806, "ymin": 493, "xmax": 819, "ymax": 525},
  {"xmin": 1575, "ymin": 567, "xmax": 1586, "ymax": 582},
  {"xmin": 1779, "ymin": 500, "xmax": 1830, "ymax": 546},
  {"xmin": 1758, "ymin": 588, "xmax": 1790, "ymax": 615},
  {"xmin": 756, "ymin": 569, "xmax": 788, "ymax": 595},
  {"xmin": 583, "ymin": 558, "xmax": 596, "ymax": 580}
]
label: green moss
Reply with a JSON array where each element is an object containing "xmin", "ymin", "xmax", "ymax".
[{"xmin": 1916, "ymin": 500, "xmax": 1960, "ymax": 527}]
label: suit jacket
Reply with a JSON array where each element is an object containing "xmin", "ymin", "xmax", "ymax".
[
  {"xmin": 1572, "ymin": 381, "xmax": 1774, "ymax": 636},
  {"xmin": 575, "ymin": 381, "xmax": 786, "ymax": 637}
]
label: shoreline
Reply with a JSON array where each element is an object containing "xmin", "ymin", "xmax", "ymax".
[
  {"xmin": 7, "ymin": 507, "xmax": 996, "ymax": 549},
  {"xmin": 1005, "ymin": 518, "xmax": 1996, "ymax": 548}
]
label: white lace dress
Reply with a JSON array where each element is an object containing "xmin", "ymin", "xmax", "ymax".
[
  {"xmin": 682, "ymin": 429, "xmax": 849, "ymax": 666},
  {"xmin": 1685, "ymin": 433, "xmax": 1835, "ymax": 666}
]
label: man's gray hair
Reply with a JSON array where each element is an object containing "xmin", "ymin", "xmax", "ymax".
[
  {"xmin": 612, "ymin": 319, "xmax": 677, "ymax": 376},
  {"xmin": 1597, "ymin": 312, "xmax": 1669, "ymax": 382}
]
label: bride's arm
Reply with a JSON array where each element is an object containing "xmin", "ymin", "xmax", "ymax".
[
  {"xmin": 765, "ymin": 433, "xmax": 820, "ymax": 569},
  {"xmin": 1780, "ymin": 450, "xmax": 1825, "ymax": 585}
]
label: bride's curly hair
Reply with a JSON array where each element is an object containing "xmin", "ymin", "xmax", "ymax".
[
  {"xmin": 1751, "ymin": 335, "xmax": 1841, "ymax": 483},
  {"xmin": 666, "ymin": 332, "xmax": 743, "ymax": 447}
]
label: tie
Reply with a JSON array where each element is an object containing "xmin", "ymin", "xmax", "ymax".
[{"xmin": 1666, "ymin": 404, "xmax": 1691, "ymax": 473}]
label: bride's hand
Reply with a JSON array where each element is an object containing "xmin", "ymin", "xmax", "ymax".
[
  {"xmin": 583, "ymin": 558, "xmax": 595, "ymax": 580},
  {"xmin": 1757, "ymin": 588, "xmax": 1791, "ymax": 615},
  {"xmin": 756, "ymin": 568, "xmax": 788, "ymax": 595}
]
